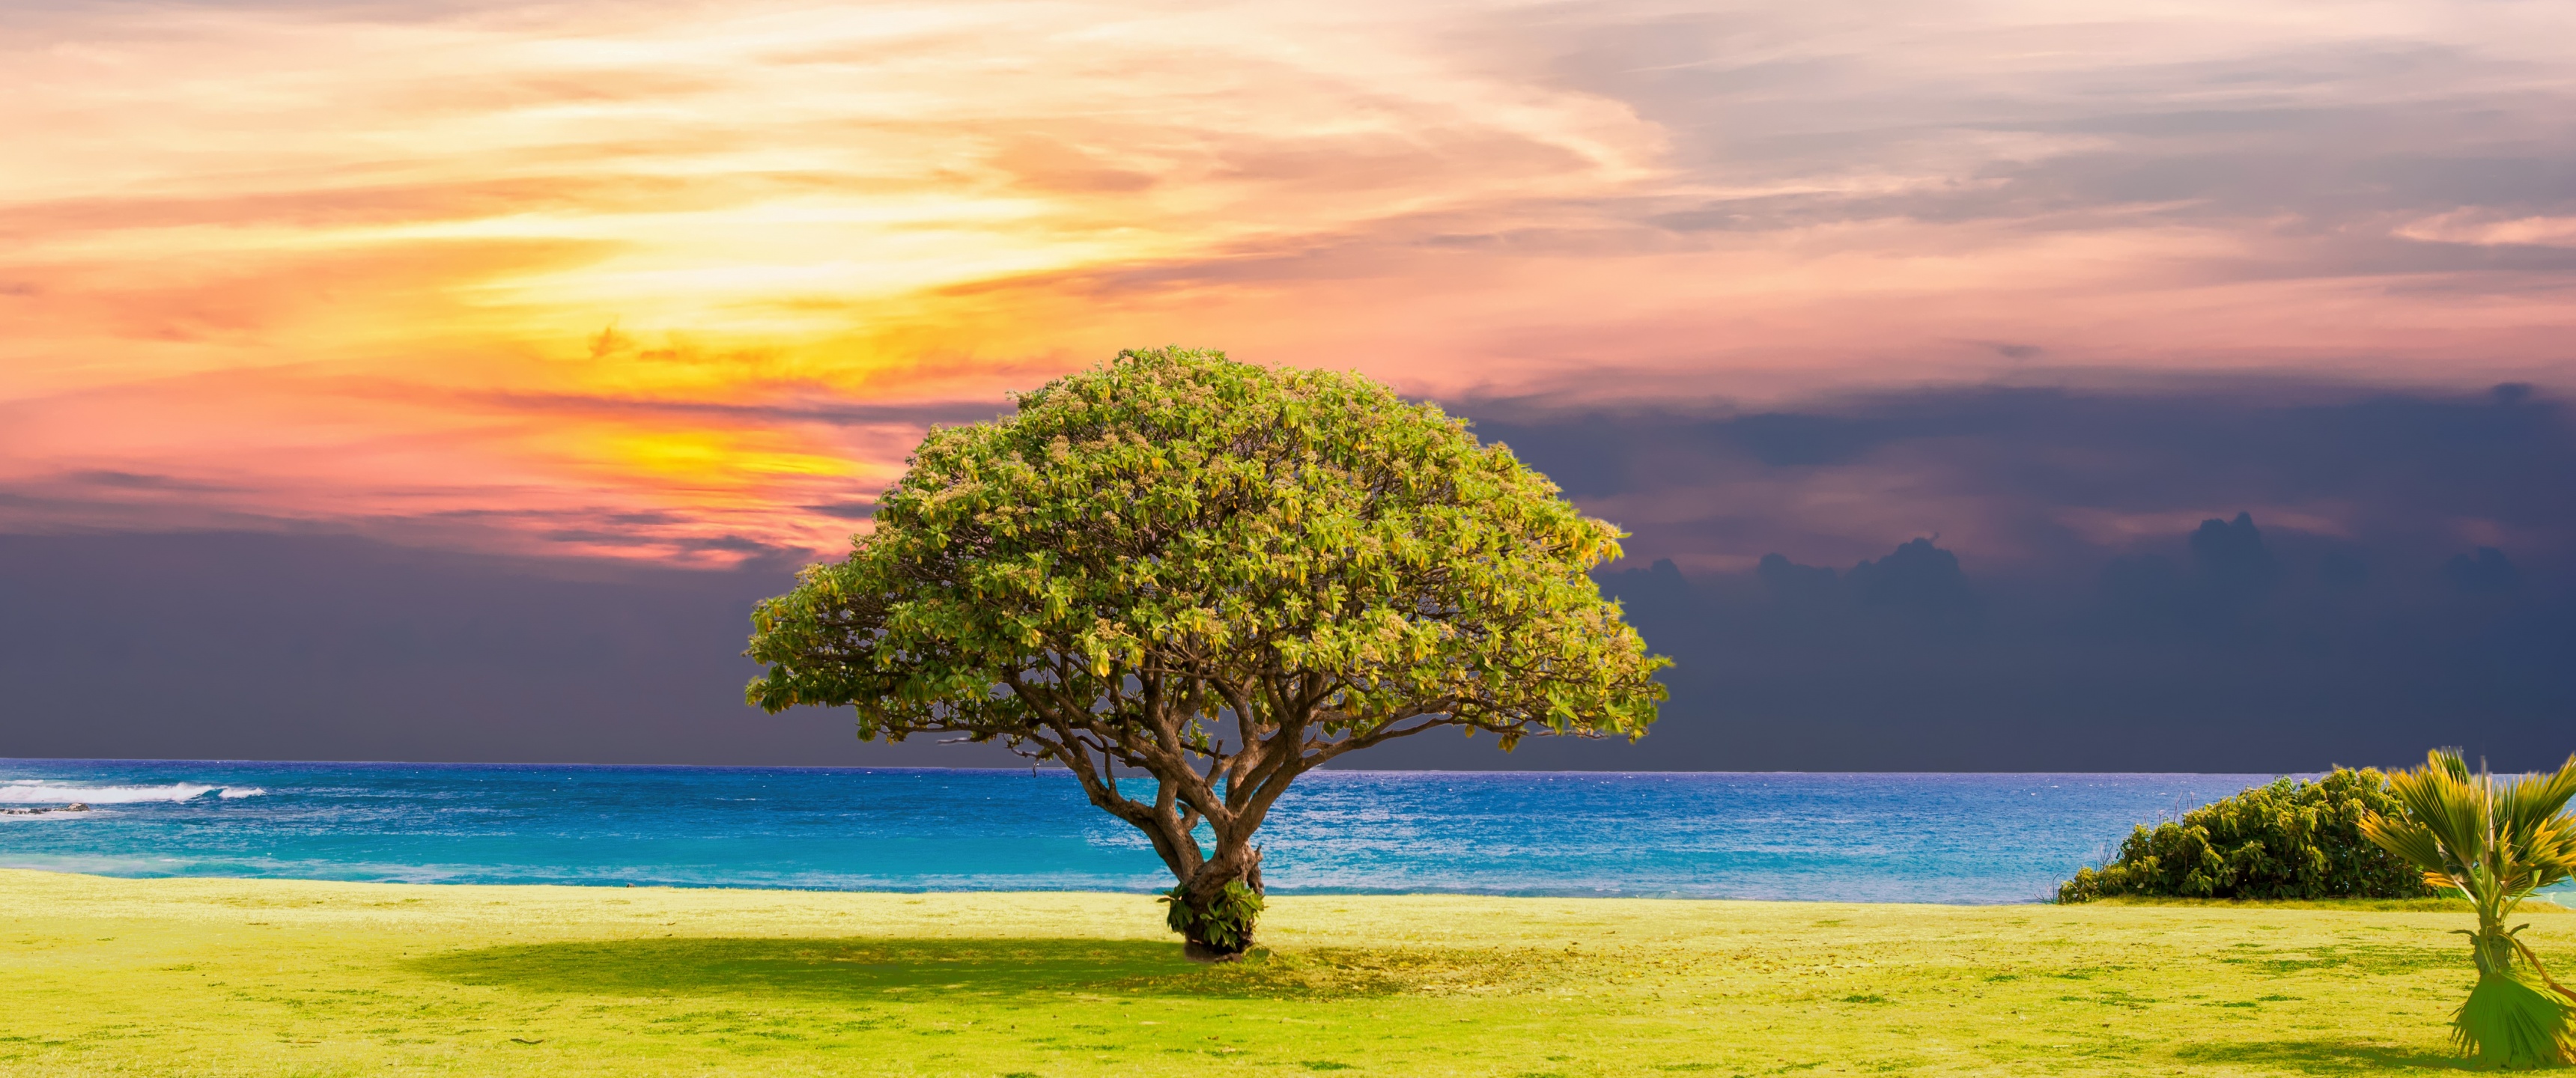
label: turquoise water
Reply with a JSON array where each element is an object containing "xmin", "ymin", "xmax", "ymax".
[{"xmin": 0, "ymin": 761, "xmax": 2290, "ymax": 904}]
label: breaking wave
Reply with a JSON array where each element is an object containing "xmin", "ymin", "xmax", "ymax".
[{"xmin": 0, "ymin": 781, "xmax": 264, "ymax": 804}]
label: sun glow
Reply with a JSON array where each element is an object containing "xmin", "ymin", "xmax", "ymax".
[
  {"xmin": 603, "ymin": 430, "xmax": 856, "ymax": 487},
  {"xmin": 4, "ymin": 0, "xmax": 2571, "ymax": 563}
]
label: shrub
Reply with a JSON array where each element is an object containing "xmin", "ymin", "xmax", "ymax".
[
  {"xmin": 1163, "ymin": 880, "xmax": 1266, "ymax": 954},
  {"xmin": 2057, "ymin": 768, "xmax": 2440, "ymax": 902}
]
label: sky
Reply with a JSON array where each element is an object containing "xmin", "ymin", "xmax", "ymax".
[{"xmin": 3, "ymin": 0, "xmax": 2572, "ymax": 769}]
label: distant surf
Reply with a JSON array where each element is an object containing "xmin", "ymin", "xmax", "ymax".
[{"xmin": 0, "ymin": 781, "xmax": 264, "ymax": 805}]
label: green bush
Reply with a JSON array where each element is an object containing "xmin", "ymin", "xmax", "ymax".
[
  {"xmin": 2057, "ymin": 768, "xmax": 2440, "ymax": 903},
  {"xmin": 1161, "ymin": 880, "xmax": 1266, "ymax": 953}
]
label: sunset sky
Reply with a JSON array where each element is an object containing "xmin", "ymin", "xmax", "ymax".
[{"xmin": 9, "ymin": 0, "xmax": 2573, "ymax": 567}]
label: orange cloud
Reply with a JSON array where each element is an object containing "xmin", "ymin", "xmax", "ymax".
[{"xmin": 4, "ymin": 0, "xmax": 2572, "ymax": 562}]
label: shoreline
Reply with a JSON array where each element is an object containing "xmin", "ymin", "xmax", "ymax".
[{"xmin": 0, "ymin": 864, "xmax": 2545, "ymax": 911}]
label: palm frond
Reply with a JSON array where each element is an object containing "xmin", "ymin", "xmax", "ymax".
[
  {"xmin": 2502, "ymin": 765, "xmax": 2573, "ymax": 833},
  {"xmin": 2457, "ymin": 973, "xmax": 2576, "ymax": 1068},
  {"xmin": 2388, "ymin": 750, "xmax": 2494, "ymax": 877},
  {"xmin": 2378, "ymin": 747, "xmax": 2576, "ymax": 1068},
  {"xmin": 2359, "ymin": 811, "xmax": 2449, "ymax": 876},
  {"xmin": 2438, "ymin": 749, "xmax": 2477, "ymax": 785},
  {"xmin": 2493, "ymin": 757, "xmax": 2576, "ymax": 896}
]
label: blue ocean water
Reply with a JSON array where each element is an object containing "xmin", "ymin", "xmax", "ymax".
[{"xmin": 0, "ymin": 761, "xmax": 2292, "ymax": 904}]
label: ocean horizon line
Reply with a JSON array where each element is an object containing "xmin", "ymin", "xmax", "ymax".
[{"xmin": 1, "ymin": 756, "xmax": 2298, "ymax": 779}]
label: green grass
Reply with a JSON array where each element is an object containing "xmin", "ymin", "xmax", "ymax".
[
  {"xmin": 1, "ymin": 869, "xmax": 2563, "ymax": 1076},
  {"xmin": 2080, "ymin": 895, "xmax": 2545, "ymax": 913}
]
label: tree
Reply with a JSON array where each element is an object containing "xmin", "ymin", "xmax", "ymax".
[
  {"xmin": 2361, "ymin": 749, "xmax": 2576, "ymax": 1068},
  {"xmin": 745, "ymin": 347, "xmax": 1669, "ymax": 958}
]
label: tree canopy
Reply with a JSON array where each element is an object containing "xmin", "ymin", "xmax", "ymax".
[{"xmin": 745, "ymin": 347, "xmax": 1668, "ymax": 954}]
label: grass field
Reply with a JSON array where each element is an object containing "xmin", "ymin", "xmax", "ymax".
[{"xmin": 1, "ymin": 869, "xmax": 2560, "ymax": 1076}]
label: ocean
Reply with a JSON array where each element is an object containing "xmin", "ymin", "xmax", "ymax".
[{"xmin": 0, "ymin": 760, "xmax": 2295, "ymax": 904}]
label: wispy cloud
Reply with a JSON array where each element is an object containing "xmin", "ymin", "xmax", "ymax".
[{"xmin": 4, "ymin": 0, "xmax": 2572, "ymax": 560}]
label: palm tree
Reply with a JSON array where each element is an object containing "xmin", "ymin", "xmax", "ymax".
[{"xmin": 2360, "ymin": 749, "xmax": 2576, "ymax": 1068}]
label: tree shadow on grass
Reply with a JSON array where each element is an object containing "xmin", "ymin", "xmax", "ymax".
[
  {"xmin": 412, "ymin": 938, "xmax": 1191, "ymax": 999},
  {"xmin": 409, "ymin": 938, "xmax": 1543, "ymax": 1001},
  {"xmin": 2175, "ymin": 1039, "xmax": 2469, "ymax": 1072}
]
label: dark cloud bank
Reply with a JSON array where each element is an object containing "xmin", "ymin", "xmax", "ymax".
[
  {"xmin": 1445, "ymin": 380, "xmax": 2576, "ymax": 773},
  {"xmin": 2, "ymin": 380, "xmax": 2569, "ymax": 772}
]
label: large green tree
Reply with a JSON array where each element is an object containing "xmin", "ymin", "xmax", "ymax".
[{"xmin": 745, "ymin": 347, "xmax": 1668, "ymax": 957}]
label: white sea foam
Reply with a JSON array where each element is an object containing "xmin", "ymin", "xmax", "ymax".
[{"xmin": 0, "ymin": 781, "xmax": 262, "ymax": 804}]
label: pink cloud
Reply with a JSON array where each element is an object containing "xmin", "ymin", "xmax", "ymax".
[{"xmin": 3, "ymin": 0, "xmax": 2571, "ymax": 562}]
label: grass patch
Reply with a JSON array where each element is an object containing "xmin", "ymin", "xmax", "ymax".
[
  {"xmin": 2080, "ymin": 895, "xmax": 2568, "ymax": 913},
  {"xmin": 0, "ymin": 868, "xmax": 2554, "ymax": 1076},
  {"xmin": 415, "ymin": 938, "xmax": 1591, "ymax": 1000}
]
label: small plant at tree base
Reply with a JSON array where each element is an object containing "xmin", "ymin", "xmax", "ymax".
[
  {"xmin": 744, "ymin": 347, "xmax": 1668, "ymax": 958},
  {"xmin": 1163, "ymin": 880, "xmax": 1265, "ymax": 960},
  {"xmin": 2361, "ymin": 749, "xmax": 2576, "ymax": 1068},
  {"xmin": 2058, "ymin": 768, "xmax": 2436, "ymax": 902}
]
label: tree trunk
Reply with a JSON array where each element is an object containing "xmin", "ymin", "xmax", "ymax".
[{"xmin": 1175, "ymin": 845, "xmax": 1265, "ymax": 962}]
